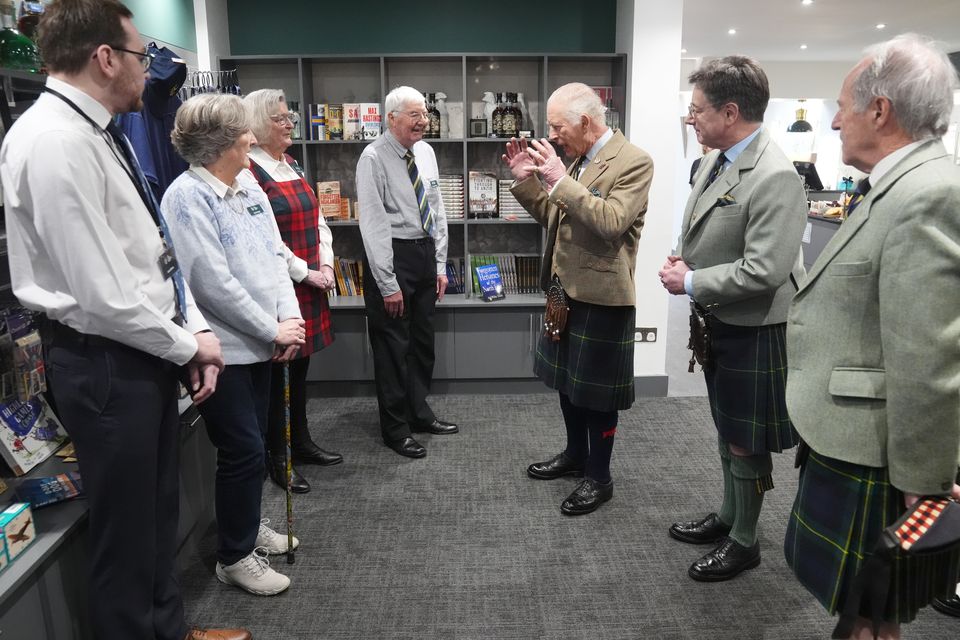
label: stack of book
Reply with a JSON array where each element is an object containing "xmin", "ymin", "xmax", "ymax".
[
  {"xmin": 308, "ymin": 103, "xmax": 381, "ymax": 141},
  {"xmin": 331, "ymin": 257, "xmax": 364, "ymax": 297},
  {"xmin": 444, "ymin": 257, "xmax": 467, "ymax": 294},
  {"xmin": 498, "ymin": 180, "xmax": 531, "ymax": 219},
  {"xmin": 469, "ymin": 253, "xmax": 542, "ymax": 295},
  {"xmin": 439, "ymin": 175, "xmax": 464, "ymax": 219}
]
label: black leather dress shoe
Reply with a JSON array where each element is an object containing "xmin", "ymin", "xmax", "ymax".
[
  {"xmin": 527, "ymin": 452, "xmax": 585, "ymax": 480},
  {"xmin": 292, "ymin": 443, "xmax": 343, "ymax": 466},
  {"xmin": 385, "ymin": 436, "xmax": 427, "ymax": 458},
  {"xmin": 932, "ymin": 594, "xmax": 960, "ymax": 618},
  {"xmin": 688, "ymin": 538, "xmax": 761, "ymax": 582},
  {"xmin": 669, "ymin": 512, "xmax": 732, "ymax": 545},
  {"xmin": 560, "ymin": 478, "xmax": 613, "ymax": 515},
  {"xmin": 413, "ymin": 419, "xmax": 459, "ymax": 435},
  {"xmin": 268, "ymin": 455, "xmax": 310, "ymax": 494}
]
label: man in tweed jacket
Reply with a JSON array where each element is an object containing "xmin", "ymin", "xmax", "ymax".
[{"xmin": 659, "ymin": 56, "xmax": 807, "ymax": 582}]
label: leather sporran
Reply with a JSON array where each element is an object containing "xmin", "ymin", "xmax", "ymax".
[
  {"xmin": 544, "ymin": 278, "xmax": 569, "ymax": 342},
  {"xmin": 687, "ymin": 305, "xmax": 711, "ymax": 372}
]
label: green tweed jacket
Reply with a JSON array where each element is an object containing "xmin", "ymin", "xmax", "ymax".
[
  {"xmin": 510, "ymin": 130, "xmax": 653, "ymax": 307},
  {"xmin": 786, "ymin": 139, "xmax": 960, "ymax": 495},
  {"xmin": 679, "ymin": 128, "xmax": 807, "ymax": 326}
]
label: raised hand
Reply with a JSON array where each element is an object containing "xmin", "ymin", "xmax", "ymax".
[{"xmin": 501, "ymin": 137, "xmax": 537, "ymax": 181}]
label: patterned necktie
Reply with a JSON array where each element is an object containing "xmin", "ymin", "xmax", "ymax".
[
  {"xmin": 404, "ymin": 150, "xmax": 434, "ymax": 234},
  {"xmin": 845, "ymin": 178, "xmax": 871, "ymax": 217},
  {"xmin": 106, "ymin": 120, "xmax": 187, "ymax": 321},
  {"xmin": 706, "ymin": 153, "xmax": 728, "ymax": 186}
]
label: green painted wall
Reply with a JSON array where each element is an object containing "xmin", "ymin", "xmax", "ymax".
[
  {"xmin": 228, "ymin": 0, "xmax": 618, "ymax": 55},
  {"xmin": 125, "ymin": 0, "xmax": 197, "ymax": 52}
]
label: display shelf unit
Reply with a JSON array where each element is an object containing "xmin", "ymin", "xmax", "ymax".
[{"xmin": 219, "ymin": 53, "xmax": 627, "ymax": 383}]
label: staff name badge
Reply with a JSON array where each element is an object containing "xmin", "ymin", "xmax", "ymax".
[
  {"xmin": 158, "ymin": 247, "xmax": 178, "ymax": 280},
  {"xmin": 247, "ymin": 203, "xmax": 264, "ymax": 215}
]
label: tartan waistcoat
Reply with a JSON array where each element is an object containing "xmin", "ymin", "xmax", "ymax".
[{"xmin": 249, "ymin": 156, "xmax": 333, "ymax": 355}]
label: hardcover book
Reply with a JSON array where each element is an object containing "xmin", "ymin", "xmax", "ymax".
[
  {"xmin": 308, "ymin": 103, "xmax": 327, "ymax": 141},
  {"xmin": 468, "ymin": 171, "xmax": 498, "ymax": 218},
  {"xmin": 12, "ymin": 330, "xmax": 45, "ymax": 402},
  {"xmin": 325, "ymin": 104, "xmax": 343, "ymax": 140},
  {"xmin": 0, "ymin": 395, "xmax": 68, "ymax": 476},
  {"xmin": 360, "ymin": 103, "xmax": 381, "ymax": 139},
  {"xmin": 342, "ymin": 103, "xmax": 362, "ymax": 140},
  {"xmin": 316, "ymin": 181, "xmax": 342, "ymax": 219},
  {"xmin": 16, "ymin": 471, "xmax": 84, "ymax": 509},
  {"xmin": 475, "ymin": 262, "xmax": 506, "ymax": 302}
]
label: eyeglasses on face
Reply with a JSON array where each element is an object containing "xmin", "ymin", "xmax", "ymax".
[
  {"xmin": 269, "ymin": 113, "xmax": 299, "ymax": 126},
  {"xmin": 109, "ymin": 45, "xmax": 154, "ymax": 70},
  {"xmin": 393, "ymin": 110, "xmax": 430, "ymax": 122},
  {"xmin": 687, "ymin": 103, "xmax": 708, "ymax": 117}
]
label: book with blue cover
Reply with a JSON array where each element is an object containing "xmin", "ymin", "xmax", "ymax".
[{"xmin": 475, "ymin": 263, "xmax": 506, "ymax": 302}]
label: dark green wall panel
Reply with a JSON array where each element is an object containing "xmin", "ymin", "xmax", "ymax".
[{"xmin": 227, "ymin": 0, "xmax": 617, "ymax": 55}]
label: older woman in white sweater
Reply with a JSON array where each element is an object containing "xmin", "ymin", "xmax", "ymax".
[{"xmin": 161, "ymin": 93, "xmax": 303, "ymax": 597}]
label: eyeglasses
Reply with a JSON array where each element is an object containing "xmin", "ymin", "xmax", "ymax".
[
  {"xmin": 110, "ymin": 46, "xmax": 154, "ymax": 71},
  {"xmin": 270, "ymin": 113, "xmax": 299, "ymax": 126},
  {"xmin": 393, "ymin": 110, "xmax": 430, "ymax": 122},
  {"xmin": 687, "ymin": 103, "xmax": 708, "ymax": 117}
]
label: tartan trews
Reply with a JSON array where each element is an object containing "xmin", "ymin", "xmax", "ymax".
[
  {"xmin": 704, "ymin": 319, "xmax": 798, "ymax": 454},
  {"xmin": 534, "ymin": 298, "xmax": 635, "ymax": 412},
  {"xmin": 784, "ymin": 450, "xmax": 960, "ymax": 624}
]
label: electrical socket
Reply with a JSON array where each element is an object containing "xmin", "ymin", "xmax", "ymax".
[{"xmin": 635, "ymin": 327, "xmax": 657, "ymax": 343}]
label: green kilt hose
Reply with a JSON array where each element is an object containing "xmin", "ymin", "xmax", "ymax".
[
  {"xmin": 784, "ymin": 450, "xmax": 960, "ymax": 623},
  {"xmin": 534, "ymin": 298, "xmax": 635, "ymax": 413},
  {"xmin": 704, "ymin": 318, "xmax": 797, "ymax": 454}
]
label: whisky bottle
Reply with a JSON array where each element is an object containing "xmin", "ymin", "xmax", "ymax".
[
  {"xmin": 426, "ymin": 92, "xmax": 441, "ymax": 139},
  {"xmin": 491, "ymin": 92, "xmax": 504, "ymax": 138},
  {"xmin": 0, "ymin": 0, "xmax": 40, "ymax": 72},
  {"xmin": 501, "ymin": 92, "xmax": 518, "ymax": 138}
]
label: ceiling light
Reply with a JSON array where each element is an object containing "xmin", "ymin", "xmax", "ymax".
[
  {"xmin": 801, "ymin": 0, "xmax": 813, "ymax": 5},
  {"xmin": 876, "ymin": 23, "xmax": 886, "ymax": 29},
  {"xmin": 800, "ymin": 44, "xmax": 808, "ymax": 50},
  {"xmin": 728, "ymin": 28, "xmax": 737, "ymax": 35},
  {"xmin": 681, "ymin": 48, "xmax": 687, "ymax": 54}
]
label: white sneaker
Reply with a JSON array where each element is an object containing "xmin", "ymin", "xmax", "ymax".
[
  {"xmin": 216, "ymin": 548, "xmax": 290, "ymax": 596},
  {"xmin": 256, "ymin": 518, "xmax": 300, "ymax": 555}
]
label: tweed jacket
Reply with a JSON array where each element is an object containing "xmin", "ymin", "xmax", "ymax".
[
  {"xmin": 679, "ymin": 128, "xmax": 807, "ymax": 326},
  {"xmin": 785, "ymin": 139, "xmax": 960, "ymax": 495},
  {"xmin": 510, "ymin": 130, "xmax": 653, "ymax": 307}
]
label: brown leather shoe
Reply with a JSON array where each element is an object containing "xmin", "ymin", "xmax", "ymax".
[{"xmin": 186, "ymin": 628, "xmax": 252, "ymax": 640}]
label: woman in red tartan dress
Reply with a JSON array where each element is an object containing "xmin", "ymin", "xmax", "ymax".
[{"xmin": 245, "ymin": 89, "xmax": 341, "ymax": 494}]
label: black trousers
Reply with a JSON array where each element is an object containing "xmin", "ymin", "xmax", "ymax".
[
  {"xmin": 266, "ymin": 356, "xmax": 312, "ymax": 455},
  {"xmin": 363, "ymin": 238, "xmax": 438, "ymax": 442},
  {"xmin": 44, "ymin": 322, "xmax": 188, "ymax": 640}
]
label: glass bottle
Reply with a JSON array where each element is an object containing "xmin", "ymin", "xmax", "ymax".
[
  {"xmin": 788, "ymin": 99, "xmax": 813, "ymax": 132},
  {"xmin": 0, "ymin": 0, "xmax": 40, "ymax": 73},
  {"xmin": 501, "ymin": 92, "xmax": 518, "ymax": 138},
  {"xmin": 287, "ymin": 100, "xmax": 302, "ymax": 140},
  {"xmin": 16, "ymin": 0, "xmax": 43, "ymax": 42},
  {"xmin": 491, "ymin": 92, "xmax": 504, "ymax": 138},
  {"xmin": 426, "ymin": 92, "xmax": 441, "ymax": 139},
  {"xmin": 604, "ymin": 98, "xmax": 620, "ymax": 131}
]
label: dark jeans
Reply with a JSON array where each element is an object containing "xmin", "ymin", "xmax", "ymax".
[
  {"xmin": 44, "ymin": 322, "xmax": 188, "ymax": 640},
  {"xmin": 197, "ymin": 361, "xmax": 271, "ymax": 566},
  {"xmin": 363, "ymin": 238, "xmax": 438, "ymax": 442}
]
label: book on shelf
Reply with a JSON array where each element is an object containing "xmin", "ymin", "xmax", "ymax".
[
  {"xmin": 16, "ymin": 472, "xmax": 84, "ymax": 509},
  {"xmin": 468, "ymin": 171, "xmax": 498, "ymax": 218},
  {"xmin": 468, "ymin": 254, "xmax": 542, "ymax": 296},
  {"xmin": 342, "ymin": 103, "xmax": 362, "ymax": 140},
  {"xmin": 439, "ymin": 174, "xmax": 464, "ymax": 219},
  {"xmin": 360, "ymin": 103, "xmax": 381, "ymax": 140},
  {"xmin": 498, "ymin": 179, "xmax": 532, "ymax": 219},
  {"xmin": 0, "ymin": 394, "xmax": 68, "ymax": 476},
  {"xmin": 475, "ymin": 263, "xmax": 506, "ymax": 302},
  {"xmin": 333, "ymin": 257, "xmax": 364, "ymax": 297},
  {"xmin": 325, "ymin": 104, "xmax": 343, "ymax": 140},
  {"xmin": 308, "ymin": 103, "xmax": 326, "ymax": 140},
  {"xmin": 316, "ymin": 181, "xmax": 342, "ymax": 219},
  {"xmin": 0, "ymin": 502, "xmax": 36, "ymax": 564},
  {"xmin": 444, "ymin": 257, "xmax": 466, "ymax": 294}
]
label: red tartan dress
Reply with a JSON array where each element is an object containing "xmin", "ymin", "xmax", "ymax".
[{"xmin": 248, "ymin": 156, "xmax": 334, "ymax": 356}]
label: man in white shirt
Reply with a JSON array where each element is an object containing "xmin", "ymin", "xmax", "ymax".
[{"xmin": 0, "ymin": 2, "xmax": 246, "ymax": 639}]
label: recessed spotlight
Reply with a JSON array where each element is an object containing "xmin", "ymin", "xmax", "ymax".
[
  {"xmin": 802, "ymin": 0, "xmax": 813, "ymax": 5},
  {"xmin": 876, "ymin": 23, "xmax": 886, "ymax": 30},
  {"xmin": 728, "ymin": 28, "xmax": 737, "ymax": 35},
  {"xmin": 681, "ymin": 48, "xmax": 687, "ymax": 54},
  {"xmin": 800, "ymin": 44, "xmax": 808, "ymax": 50}
]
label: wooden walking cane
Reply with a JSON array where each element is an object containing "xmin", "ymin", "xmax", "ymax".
[{"xmin": 283, "ymin": 363, "xmax": 295, "ymax": 564}]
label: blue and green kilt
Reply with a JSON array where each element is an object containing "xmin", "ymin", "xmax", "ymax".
[
  {"xmin": 534, "ymin": 298, "xmax": 635, "ymax": 412},
  {"xmin": 784, "ymin": 450, "xmax": 960, "ymax": 624},
  {"xmin": 704, "ymin": 318, "xmax": 797, "ymax": 453}
]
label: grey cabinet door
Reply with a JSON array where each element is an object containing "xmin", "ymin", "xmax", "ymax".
[
  {"xmin": 454, "ymin": 309, "xmax": 541, "ymax": 379},
  {"xmin": 308, "ymin": 311, "xmax": 373, "ymax": 381}
]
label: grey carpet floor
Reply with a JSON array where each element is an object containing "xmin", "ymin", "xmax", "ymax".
[{"xmin": 179, "ymin": 394, "xmax": 957, "ymax": 640}]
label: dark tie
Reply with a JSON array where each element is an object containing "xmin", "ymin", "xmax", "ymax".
[
  {"xmin": 706, "ymin": 153, "xmax": 728, "ymax": 186},
  {"xmin": 404, "ymin": 150, "xmax": 434, "ymax": 234},
  {"xmin": 105, "ymin": 120, "xmax": 187, "ymax": 321},
  {"xmin": 845, "ymin": 178, "xmax": 871, "ymax": 216}
]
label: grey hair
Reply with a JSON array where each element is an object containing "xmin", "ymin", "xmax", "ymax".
[
  {"xmin": 549, "ymin": 82, "xmax": 606, "ymax": 126},
  {"xmin": 853, "ymin": 33, "xmax": 958, "ymax": 139},
  {"xmin": 243, "ymin": 88, "xmax": 287, "ymax": 143},
  {"xmin": 171, "ymin": 94, "xmax": 251, "ymax": 166},
  {"xmin": 385, "ymin": 85, "xmax": 425, "ymax": 116}
]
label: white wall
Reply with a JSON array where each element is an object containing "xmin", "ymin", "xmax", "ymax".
[
  {"xmin": 618, "ymin": 0, "xmax": 685, "ymax": 380},
  {"xmin": 193, "ymin": 0, "xmax": 230, "ymax": 71}
]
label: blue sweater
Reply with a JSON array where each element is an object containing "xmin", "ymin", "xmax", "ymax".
[{"xmin": 161, "ymin": 168, "xmax": 301, "ymax": 365}]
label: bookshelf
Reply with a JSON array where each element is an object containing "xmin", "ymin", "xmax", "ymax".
[{"xmin": 218, "ymin": 53, "xmax": 628, "ymax": 384}]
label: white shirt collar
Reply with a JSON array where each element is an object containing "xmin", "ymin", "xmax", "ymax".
[
  {"xmin": 869, "ymin": 139, "xmax": 931, "ymax": 186},
  {"xmin": 46, "ymin": 76, "xmax": 113, "ymax": 130},
  {"xmin": 584, "ymin": 127, "xmax": 614, "ymax": 164},
  {"xmin": 248, "ymin": 146, "xmax": 286, "ymax": 173},
  {"xmin": 189, "ymin": 165, "xmax": 245, "ymax": 199}
]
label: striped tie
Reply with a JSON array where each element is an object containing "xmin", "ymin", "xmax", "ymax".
[
  {"xmin": 706, "ymin": 153, "xmax": 728, "ymax": 186},
  {"xmin": 405, "ymin": 150, "xmax": 434, "ymax": 234},
  {"xmin": 845, "ymin": 178, "xmax": 871, "ymax": 217}
]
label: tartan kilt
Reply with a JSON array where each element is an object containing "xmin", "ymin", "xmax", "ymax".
[
  {"xmin": 704, "ymin": 319, "xmax": 797, "ymax": 453},
  {"xmin": 533, "ymin": 298, "xmax": 635, "ymax": 412},
  {"xmin": 784, "ymin": 450, "xmax": 960, "ymax": 624}
]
